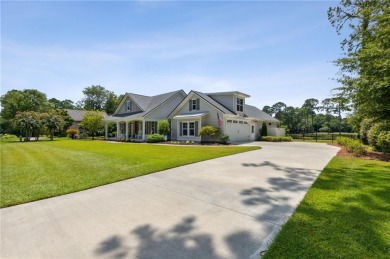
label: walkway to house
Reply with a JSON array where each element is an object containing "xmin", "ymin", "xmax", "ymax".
[{"xmin": 1, "ymin": 142, "xmax": 339, "ymax": 259}]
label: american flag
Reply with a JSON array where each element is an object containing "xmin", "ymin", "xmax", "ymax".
[{"xmin": 217, "ymin": 113, "xmax": 222, "ymax": 127}]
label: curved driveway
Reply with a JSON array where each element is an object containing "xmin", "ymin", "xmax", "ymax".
[{"xmin": 1, "ymin": 142, "xmax": 339, "ymax": 259}]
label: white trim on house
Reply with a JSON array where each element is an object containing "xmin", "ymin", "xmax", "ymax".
[
  {"xmin": 173, "ymin": 112, "xmax": 208, "ymax": 119},
  {"xmin": 106, "ymin": 89, "xmax": 282, "ymax": 142}
]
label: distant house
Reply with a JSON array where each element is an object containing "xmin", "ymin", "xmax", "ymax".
[
  {"xmin": 104, "ymin": 90, "xmax": 284, "ymax": 142},
  {"xmin": 64, "ymin": 109, "xmax": 108, "ymax": 132}
]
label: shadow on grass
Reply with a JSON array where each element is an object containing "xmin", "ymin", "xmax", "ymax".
[{"xmin": 263, "ymin": 158, "xmax": 390, "ymax": 258}]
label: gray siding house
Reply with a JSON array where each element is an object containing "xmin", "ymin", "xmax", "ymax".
[
  {"xmin": 104, "ymin": 90, "xmax": 187, "ymax": 141},
  {"xmin": 104, "ymin": 90, "xmax": 284, "ymax": 142}
]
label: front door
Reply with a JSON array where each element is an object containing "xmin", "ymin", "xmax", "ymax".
[{"xmin": 250, "ymin": 124, "xmax": 256, "ymax": 141}]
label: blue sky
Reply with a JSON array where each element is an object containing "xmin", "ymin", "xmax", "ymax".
[{"xmin": 2, "ymin": 1, "xmax": 343, "ymax": 108}]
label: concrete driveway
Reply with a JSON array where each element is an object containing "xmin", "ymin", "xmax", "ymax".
[{"xmin": 1, "ymin": 142, "xmax": 339, "ymax": 259}]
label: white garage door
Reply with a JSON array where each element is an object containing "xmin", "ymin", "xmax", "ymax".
[{"xmin": 226, "ymin": 120, "xmax": 250, "ymax": 142}]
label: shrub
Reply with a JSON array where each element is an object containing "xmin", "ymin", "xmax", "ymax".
[
  {"xmin": 0, "ymin": 134, "xmax": 18, "ymax": 139},
  {"xmin": 199, "ymin": 126, "xmax": 220, "ymax": 138},
  {"xmin": 319, "ymin": 126, "xmax": 330, "ymax": 133},
  {"xmin": 368, "ymin": 123, "xmax": 390, "ymax": 151},
  {"xmin": 158, "ymin": 120, "xmax": 170, "ymax": 136},
  {"xmin": 66, "ymin": 129, "xmax": 79, "ymax": 139},
  {"xmin": 377, "ymin": 131, "xmax": 390, "ymax": 154},
  {"xmin": 79, "ymin": 132, "xmax": 89, "ymax": 139},
  {"xmin": 220, "ymin": 134, "xmax": 230, "ymax": 144},
  {"xmin": 260, "ymin": 136, "xmax": 292, "ymax": 142},
  {"xmin": 261, "ymin": 122, "xmax": 268, "ymax": 136},
  {"xmin": 146, "ymin": 134, "xmax": 165, "ymax": 143},
  {"xmin": 336, "ymin": 137, "xmax": 367, "ymax": 156}
]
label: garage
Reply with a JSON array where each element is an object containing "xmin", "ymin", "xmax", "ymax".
[{"xmin": 225, "ymin": 119, "xmax": 250, "ymax": 142}]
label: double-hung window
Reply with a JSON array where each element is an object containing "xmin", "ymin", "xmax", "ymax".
[
  {"xmin": 126, "ymin": 100, "xmax": 132, "ymax": 111},
  {"xmin": 182, "ymin": 122, "xmax": 188, "ymax": 136},
  {"xmin": 181, "ymin": 122, "xmax": 195, "ymax": 137},
  {"xmin": 236, "ymin": 98, "xmax": 244, "ymax": 112},
  {"xmin": 192, "ymin": 99, "xmax": 197, "ymax": 110},
  {"xmin": 189, "ymin": 122, "xmax": 195, "ymax": 136},
  {"xmin": 189, "ymin": 98, "xmax": 200, "ymax": 111}
]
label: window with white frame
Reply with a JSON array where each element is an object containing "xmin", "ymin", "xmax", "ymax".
[
  {"xmin": 237, "ymin": 98, "xmax": 244, "ymax": 112},
  {"xmin": 181, "ymin": 122, "xmax": 195, "ymax": 137},
  {"xmin": 192, "ymin": 99, "xmax": 197, "ymax": 110},
  {"xmin": 189, "ymin": 122, "xmax": 195, "ymax": 136},
  {"xmin": 189, "ymin": 98, "xmax": 200, "ymax": 111},
  {"xmin": 126, "ymin": 100, "xmax": 132, "ymax": 111}
]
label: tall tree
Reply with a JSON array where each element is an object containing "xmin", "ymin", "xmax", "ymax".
[
  {"xmin": 12, "ymin": 111, "xmax": 41, "ymax": 141},
  {"xmin": 48, "ymin": 98, "xmax": 75, "ymax": 109},
  {"xmin": 302, "ymin": 98, "xmax": 319, "ymax": 132},
  {"xmin": 0, "ymin": 89, "xmax": 49, "ymax": 120},
  {"xmin": 320, "ymin": 98, "xmax": 335, "ymax": 133},
  {"xmin": 328, "ymin": 0, "xmax": 390, "ymax": 121},
  {"xmin": 80, "ymin": 85, "xmax": 109, "ymax": 111},
  {"xmin": 282, "ymin": 106, "xmax": 299, "ymax": 133},
  {"xmin": 331, "ymin": 95, "xmax": 351, "ymax": 134},
  {"xmin": 262, "ymin": 105, "xmax": 274, "ymax": 116},
  {"xmin": 42, "ymin": 113, "xmax": 65, "ymax": 141},
  {"xmin": 104, "ymin": 92, "xmax": 120, "ymax": 115},
  {"xmin": 52, "ymin": 109, "xmax": 74, "ymax": 133},
  {"xmin": 271, "ymin": 102, "xmax": 287, "ymax": 121}
]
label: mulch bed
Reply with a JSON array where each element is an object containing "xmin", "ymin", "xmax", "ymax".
[{"xmin": 328, "ymin": 143, "xmax": 390, "ymax": 162}]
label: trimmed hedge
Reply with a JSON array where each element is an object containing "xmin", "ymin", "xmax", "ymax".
[
  {"xmin": 259, "ymin": 136, "xmax": 292, "ymax": 142},
  {"xmin": 146, "ymin": 134, "xmax": 165, "ymax": 143},
  {"xmin": 336, "ymin": 137, "xmax": 367, "ymax": 156}
]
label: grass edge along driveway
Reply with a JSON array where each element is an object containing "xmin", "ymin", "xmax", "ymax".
[
  {"xmin": 0, "ymin": 140, "xmax": 259, "ymax": 208},
  {"xmin": 263, "ymin": 156, "xmax": 390, "ymax": 258}
]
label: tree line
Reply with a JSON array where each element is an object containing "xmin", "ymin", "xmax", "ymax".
[
  {"xmin": 0, "ymin": 85, "xmax": 121, "ymax": 139},
  {"xmin": 327, "ymin": 0, "xmax": 390, "ymax": 153},
  {"xmin": 262, "ymin": 97, "xmax": 351, "ymax": 135}
]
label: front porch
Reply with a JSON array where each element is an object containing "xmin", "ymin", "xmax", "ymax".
[{"xmin": 105, "ymin": 120, "xmax": 159, "ymax": 142}]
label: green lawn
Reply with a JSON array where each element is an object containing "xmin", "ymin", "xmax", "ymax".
[
  {"xmin": 0, "ymin": 139, "xmax": 259, "ymax": 208},
  {"xmin": 263, "ymin": 156, "xmax": 390, "ymax": 258}
]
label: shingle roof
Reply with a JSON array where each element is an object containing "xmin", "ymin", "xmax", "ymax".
[
  {"xmin": 128, "ymin": 93, "xmax": 153, "ymax": 111},
  {"xmin": 192, "ymin": 91, "xmax": 236, "ymax": 115},
  {"xmin": 64, "ymin": 109, "xmax": 108, "ymax": 122},
  {"xmin": 244, "ymin": 104, "xmax": 279, "ymax": 122},
  {"xmin": 107, "ymin": 90, "xmax": 184, "ymax": 121}
]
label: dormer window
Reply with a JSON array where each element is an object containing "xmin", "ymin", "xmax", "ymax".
[
  {"xmin": 237, "ymin": 97, "xmax": 244, "ymax": 112},
  {"xmin": 189, "ymin": 98, "xmax": 200, "ymax": 111},
  {"xmin": 126, "ymin": 100, "xmax": 132, "ymax": 111},
  {"xmin": 192, "ymin": 99, "xmax": 197, "ymax": 110}
]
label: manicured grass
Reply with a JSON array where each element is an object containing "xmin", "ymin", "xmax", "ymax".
[
  {"xmin": 263, "ymin": 156, "xmax": 390, "ymax": 258},
  {"xmin": 0, "ymin": 139, "xmax": 259, "ymax": 208}
]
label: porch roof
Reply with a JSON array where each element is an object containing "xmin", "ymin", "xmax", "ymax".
[
  {"xmin": 105, "ymin": 112, "xmax": 143, "ymax": 122},
  {"xmin": 173, "ymin": 112, "xmax": 208, "ymax": 119}
]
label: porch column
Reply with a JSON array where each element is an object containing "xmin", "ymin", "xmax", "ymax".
[
  {"xmin": 142, "ymin": 120, "xmax": 145, "ymax": 141},
  {"xmin": 116, "ymin": 122, "xmax": 120, "ymax": 139},
  {"xmin": 105, "ymin": 123, "xmax": 108, "ymax": 139},
  {"xmin": 125, "ymin": 121, "xmax": 129, "ymax": 141}
]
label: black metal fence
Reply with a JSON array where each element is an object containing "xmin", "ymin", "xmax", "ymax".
[{"xmin": 290, "ymin": 133, "xmax": 358, "ymax": 143}]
